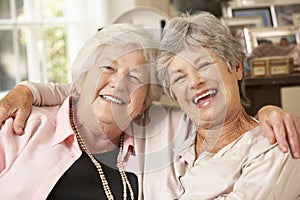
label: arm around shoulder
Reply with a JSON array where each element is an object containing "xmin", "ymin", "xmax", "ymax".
[{"xmin": 19, "ymin": 81, "xmax": 71, "ymax": 106}]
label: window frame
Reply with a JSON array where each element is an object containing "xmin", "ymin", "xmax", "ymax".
[{"xmin": 0, "ymin": 0, "xmax": 69, "ymax": 97}]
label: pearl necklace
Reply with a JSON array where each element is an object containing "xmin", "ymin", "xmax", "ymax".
[{"xmin": 69, "ymin": 98, "xmax": 134, "ymax": 200}]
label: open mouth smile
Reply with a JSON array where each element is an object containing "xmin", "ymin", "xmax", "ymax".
[
  {"xmin": 100, "ymin": 95, "xmax": 125, "ymax": 105},
  {"xmin": 193, "ymin": 89, "xmax": 218, "ymax": 104}
]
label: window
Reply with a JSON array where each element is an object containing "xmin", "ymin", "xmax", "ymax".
[
  {"xmin": 0, "ymin": 0, "xmax": 68, "ymax": 95},
  {"xmin": 0, "ymin": 0, "xmax": 137, "ymax": 98}
]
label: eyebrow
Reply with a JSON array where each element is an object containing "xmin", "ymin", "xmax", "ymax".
[
  {"xmin": 192, "ymin": 53, "xmax": 213, "ymax": 65},
  {"xmin": 101, "ymin": 57, "xmax": 116, "ymax": 66},
  {"xmin": 168, "ymin": 67, "xmax": 182, "ymax": 77},
  {"xmin": 130, "ymin": 67, "xmax": 145, "ymax": 74}
]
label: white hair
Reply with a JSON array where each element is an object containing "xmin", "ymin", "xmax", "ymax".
[
  {"xmin": 71, "ymin": 23, "xmax": 162, "ymax": 104},
  {"xmin": 157, "ymin": 12, "xmax": 250, "ymax": 107}
]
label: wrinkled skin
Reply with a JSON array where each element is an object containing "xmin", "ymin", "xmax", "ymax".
[
  {"xmin": 0, "ymin": 85, "xmax": 33, "ymax": 135},
  {"xmin": 258, "ymin": 105, "xmax": 300, "ymax": 158},
  {"xmin": 0, "ymin": 85, "xmax": 300, "ymax": 158}
]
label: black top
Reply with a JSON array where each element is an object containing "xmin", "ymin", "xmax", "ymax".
[{"xmin": 47, "ymin": 148, "xmax": 138, "ymax": 200}]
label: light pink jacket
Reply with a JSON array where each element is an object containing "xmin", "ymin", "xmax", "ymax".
[{"xmin": 0, "ymin": 97, "xmax": 135, "ymax": 200}]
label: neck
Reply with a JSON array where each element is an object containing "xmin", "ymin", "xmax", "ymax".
[
  {"xmin": 77, "ymin": 123, "xmax": 121, "ymax": 154},
  {"xmin": 69, "ymin": 98, "xmax": 123, "ymax": 154},
  {"xmin": 195, "ymin": 109, "xmax": 258, "ymax": 157}
]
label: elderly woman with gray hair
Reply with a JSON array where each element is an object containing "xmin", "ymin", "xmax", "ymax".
[
  {"xmin": 0, "ymin": 23, "xmax": 161, "ymax": 200},
  {"xmin": 142, "ymin": 11, "xmax": 300, "ymax": 199},
  {"xmin": 1, "ymin": 13, "xmax": 300, "ymax": 200}
]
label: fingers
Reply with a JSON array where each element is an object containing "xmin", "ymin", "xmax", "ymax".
[
  {"xmin": 271, "ymin": 116, "xmax": 289, "ymax": 153},
  {"xmin": 257, "ymin": 105, "xmax": 279, "ymax": 145},
  {"xmin": 0, "ymin": 101, "xmax": 12, "ymax": 128},
  {"xmin": 284, "ymin": 115, "xmax": 300, "ymax": 158},
  {"xmin": 269, "ymin": 111, "xmax": 300, "ymax": 158},
  {"xmin": 259, "ymin": 121, "xmax": 276, "ymax": 145},
  {"xmin": 13, "ymin": 108, "xmax": 30, "ymax": 135},
  {"xmin": 263, "ymin": 111, "xmax": 289, "ymax": 153},
  {"xmin": 257, "ymin": 105, "xmax": 300, "ymax": 158},
  {"xmin": 0, "ymin": 85, "xmax": 34, "ymax": 135},
  {"xmin": 294, "ymin": 120, "xmax": 300, "ymax": 158}
]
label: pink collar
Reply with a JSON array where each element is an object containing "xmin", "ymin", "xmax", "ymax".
[{"xmin": 52, "ymin": 96, "xmax": 135, "ymax": 162}]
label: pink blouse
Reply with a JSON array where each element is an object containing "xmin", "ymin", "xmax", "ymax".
[{"xmin": 0, "ymin": 97, "xmax": 137, "ymax": 199}]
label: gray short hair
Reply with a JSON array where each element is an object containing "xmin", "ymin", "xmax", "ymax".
[
  {"xmin": 71, "ymin": 23, "xmax": 162, "ymax": 105},
  {"xmin": 157, "ymin": 11, "xmax": 250, "ymax": 107}
]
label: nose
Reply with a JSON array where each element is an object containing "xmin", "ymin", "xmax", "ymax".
[
  {"xmin": 109, "ymin": 69, "xmax": 127, "ymax": 90},
  {"xmin": 188, "ymin": 70, "xmax": 205, "ymax": 89}
]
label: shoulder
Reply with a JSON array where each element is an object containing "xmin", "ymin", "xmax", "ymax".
[
  {"xmin": 0, "ymin": 105, "xmax": 61, "ymax": 167},
  {"xmin": 0, "ymin": 105, "xmax": 60, "ymax": 139},
  {"xmin": 223, "ymin": 127, "xmax": 282, "ymax": 161},
  {"xmin": 216, "ymin": 127, "xmax": 300, "ymax": 200},
  {"xmin": 26, "ymin": 105, "xmax": 60, "ymax": 129}
]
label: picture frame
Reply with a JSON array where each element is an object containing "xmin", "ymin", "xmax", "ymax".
[
  {"xmin": 293, "ymin": 13, "xmax": 300, "ymax": 27},
  {"xmin": 221, "ymin": 16, "xmax": 264, "ymax": 54},
  {"xmin": 275, "ymin": 4, "xmax": 300, "ymax": 26},
  {"xmin": 246, "ymin": 26, "xmax": 300, "ymax": 52},
  {"xmin": 221, "ymin": 15, "xmax": 264, "ymax": 28},
  {"xmin": 231, "ymin": 6, "xmax": 275, "ymax": 27}
]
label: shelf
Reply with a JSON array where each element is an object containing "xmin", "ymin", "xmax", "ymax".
[
  {"xmin": 245, "ymin": 73, "xmax": 300, "ymax": 86},
  {"xmin": 244, "ymin": 72, "xmax": 300, "ymax": 116}
]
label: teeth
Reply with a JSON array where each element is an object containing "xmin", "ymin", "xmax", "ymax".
[
  {"xmin": 102, "ymin": 95, "xmax": 124, "ymax": 105},
  {"xmin": 193, "ymin": 89, "xmax": 217, "ymax": 104}
]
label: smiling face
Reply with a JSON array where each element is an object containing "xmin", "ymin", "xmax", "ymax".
[
  {"xmin": 168, "ymin": 46, "xmax": 243, "ymax": 129},
  {"xmin": 76, "ymin": 46, "xmax": 150, "ymax": 141}
]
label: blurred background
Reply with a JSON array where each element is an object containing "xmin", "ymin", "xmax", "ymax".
[{"xmin": 0, "ymin": 0, "xmax": 299, "ymax": 116}]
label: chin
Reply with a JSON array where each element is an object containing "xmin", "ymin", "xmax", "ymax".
[{"xmin": 193, "ymin": 109, "xmax": 226, "ymax": 128}]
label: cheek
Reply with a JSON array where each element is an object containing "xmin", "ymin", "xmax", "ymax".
[
  {"xmin": 97, "ymin": 75, "xmax": 109, "ymax": 90},
  {"xmin": 201, "ymin": 66, "xmax": 220, "ymax": 80},
  {"xmin": 220, "ymin": 74, "xmax": 237, "ymax": 95},
  {"xmin": 84, "ymin": 71, "xmax": 109, "ymax": 99},
  {"xmin": 93, "ymin": 77, "xmax": 112, "ymax": 101},
  {"xmin": 172, "ymin": 83, "xmax": 188, "ymax": 102},
  {"xmin": 132, "ymin": 86, "xmax": 148, "ymax": 105},
  {"xmin": 128, "ymin": 86, "xmax": 148, "ymax": 116}
]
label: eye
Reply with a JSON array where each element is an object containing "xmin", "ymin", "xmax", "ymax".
[
  {"xmin": 127, "ymin": 68, "xmax": 148, "ymax": 84},
  {"xmin": 128, "ymin": 74, "xmax": 143, "ymax": 84},
  {"xmin": 196, "ymin": 62, "xmax": 213, "ymax": 72},
  {"xmin": 174, "ymin": 75, "xmax": 186, "ymax": 84},
  {"xmin": 171, "ymin": 72, "xmax": 186, "ymax": 84},
  {"xmin": 99, "ymin": 65, "xmax": 115, "ymax": 73}
]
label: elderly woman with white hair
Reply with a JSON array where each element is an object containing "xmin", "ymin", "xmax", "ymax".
[
  {"xmin": 143, "ymin": 11, "xmax": 300, "ymax": 199},
  {"xmin": 1, "ymin": 14, "xmax": 300, "ymax": 200},
  {"xmin": 0, "ymin": 23, "xmax": 161, "ymax": 200}
]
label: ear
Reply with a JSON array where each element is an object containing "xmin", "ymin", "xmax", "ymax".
[{"xmin": 234, "ymin": 62, "xmax": 244, "ymax": 80}]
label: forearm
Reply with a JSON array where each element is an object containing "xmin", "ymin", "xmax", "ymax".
[{"xmin": 19, "ymin": 81, "xmax": 71, "ymax": 106}]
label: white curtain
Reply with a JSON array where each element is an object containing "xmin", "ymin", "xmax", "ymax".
[{"xmin": 64, "ymin": 0, "xmax": 136, "ymax": 80}]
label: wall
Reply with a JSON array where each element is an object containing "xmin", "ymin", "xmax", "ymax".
[
  {"xmin": 281, "ymin": 86, "xmax": 300, "ymax": 116},
  {"xmin": 64, "ymin": 0, "xmax": 136, "ymax": 77},
  {"xmin": 135, "ymin": 0, "xmax": 172, "ymax": 15}
]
